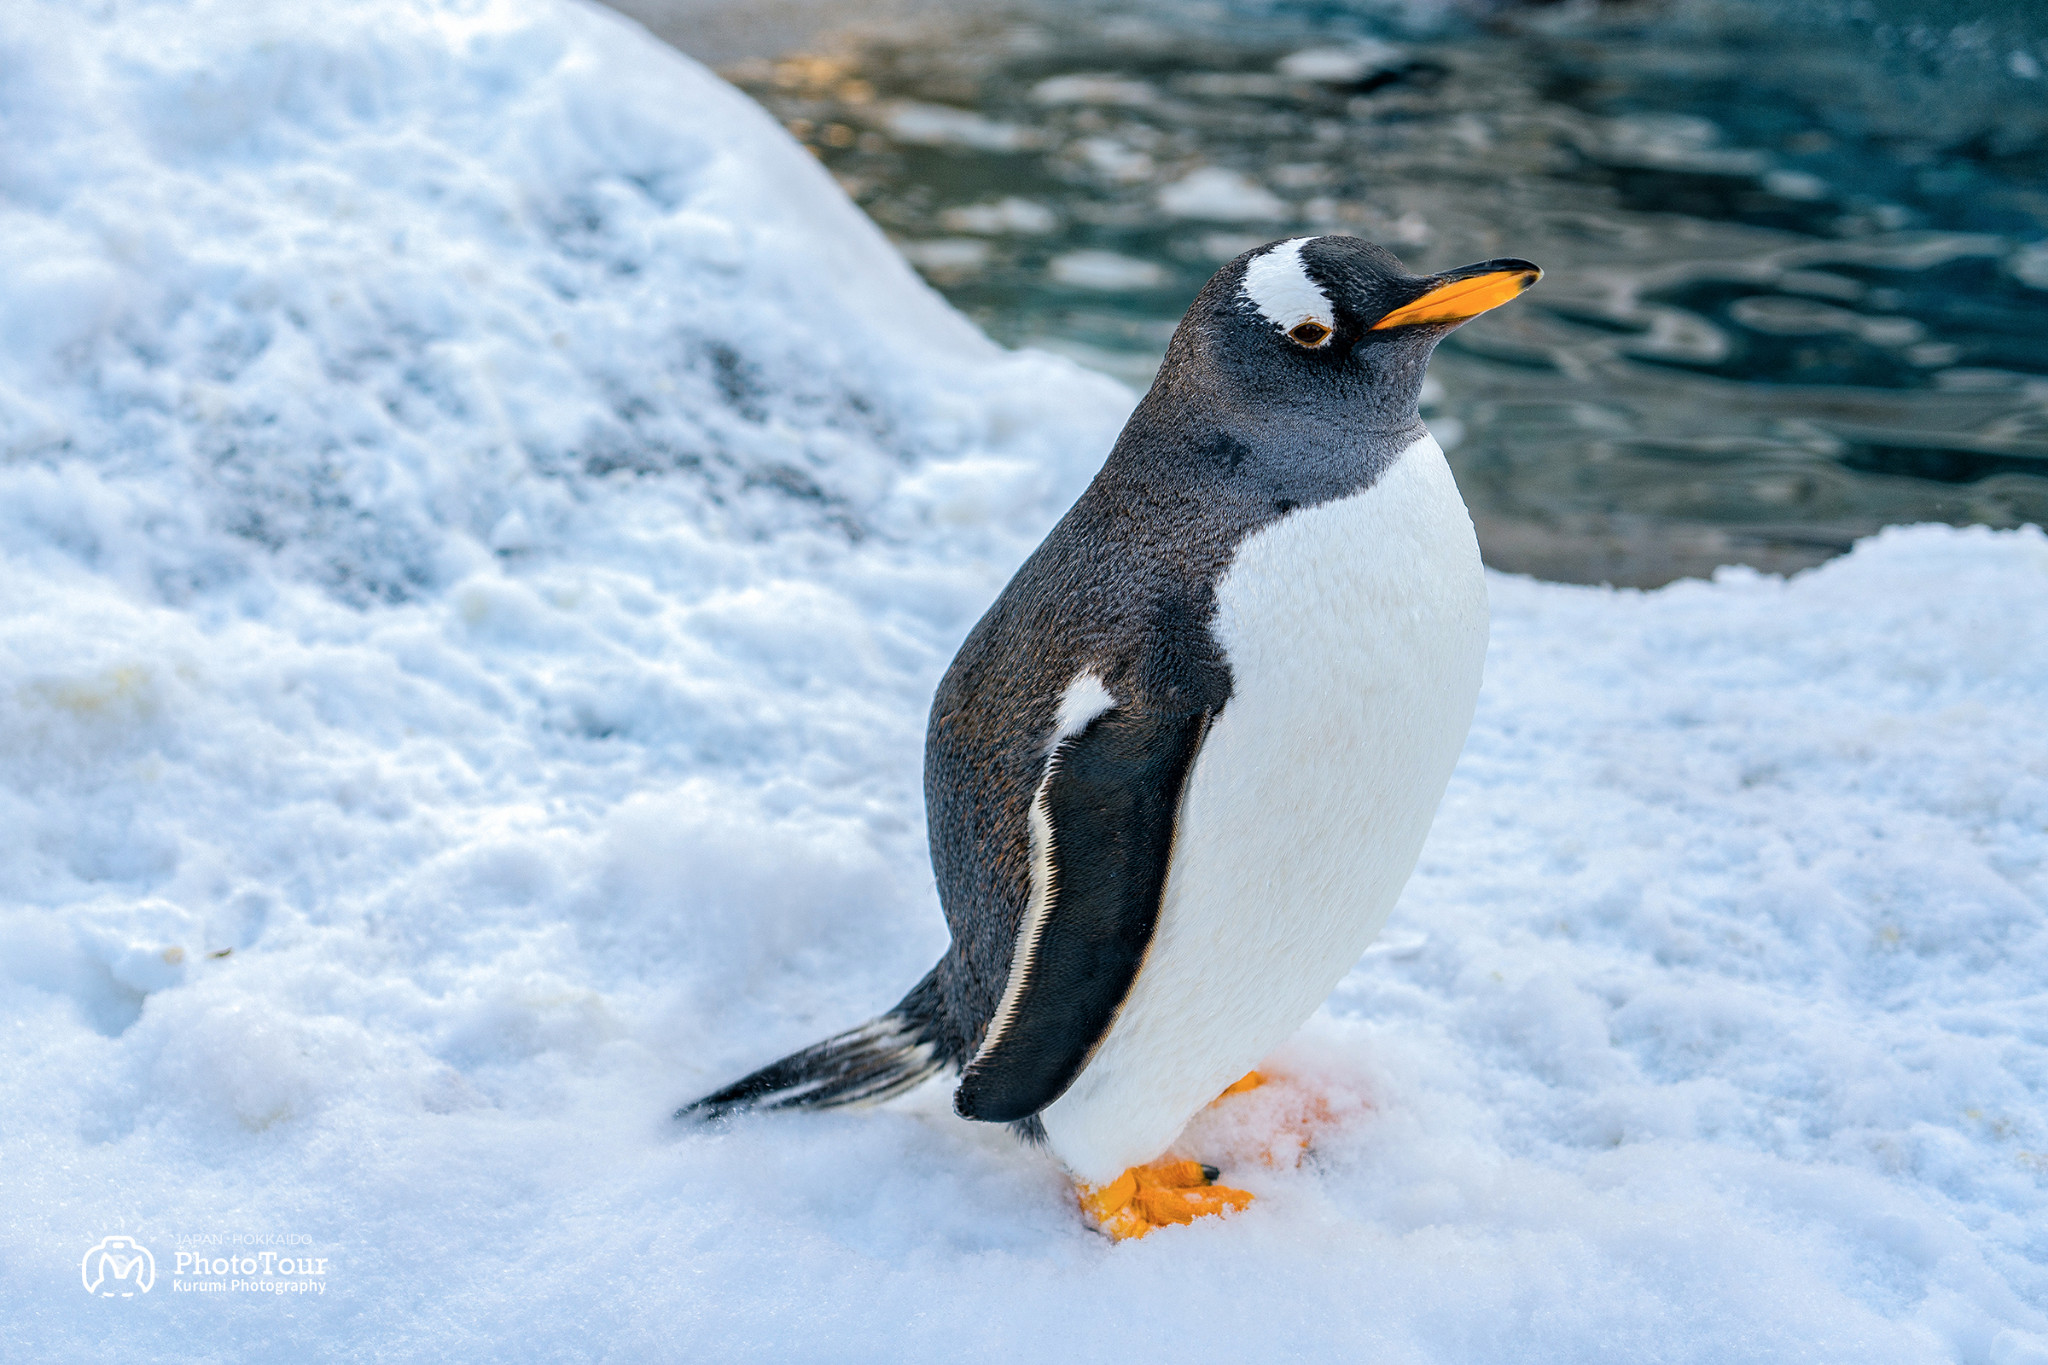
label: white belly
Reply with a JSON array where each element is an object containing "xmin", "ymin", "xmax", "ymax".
[{"xmin": 1039, "ymin": 434, "xmax": 1488, "ymax": 1183}]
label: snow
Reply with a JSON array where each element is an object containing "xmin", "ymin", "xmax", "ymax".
[{"xmin": 1, "ymin": 0, "xmax": 2045, "ymax": 1360}]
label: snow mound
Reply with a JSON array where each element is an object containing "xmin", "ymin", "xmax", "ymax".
[
  {"xmin": 2, "ymin": 0, "xmax": 2045, "ymax": 1361},
  {"xmin": 0, "ymin": 0, "xmax": 1122, "ymax": 608}
]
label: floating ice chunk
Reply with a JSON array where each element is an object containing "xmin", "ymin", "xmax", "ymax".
[
  {"xmin": 1763, "ymin": 169, "xmax": 1830, "ymax": 201},
  {"xmin": 1277, "ymin": 40, "xmax": 1407, "ymax": 83},
  {"xmin": 939, "ymin": 197, "xmax": 1059, "ymax": 235},
  {"xmin": 1073, "ymin": 136, "xmax": 1156, "ymax": 184},
  {"xmin": 1049, "ymin": 250, "xmax": 1167, "ymax": 291},
  {"xmin": 898, "ymin": 238, "xmax": 992, "ymax": 273},
  {"xmin": 1157, "ymin": 167, "xmax": 1289, "ymax": 222},
  {"xmin": 1029, "ymin": 73, "xmax": 1156, "ymax": 106},
  {"xmin": 879, "ymin": 101, "xmax": 1040, "ymax": 151},
  {"xmin": 2012, "ymin": 242, "xmax": 2048, "ymax": 289},
  {"xmin": 1198, "ymin": 231, "xmax": 1272, "ymax": 261}
]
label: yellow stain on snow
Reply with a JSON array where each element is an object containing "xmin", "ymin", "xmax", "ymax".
[{"xmin": 30, "ymin": 663, "xmax": 158, "ymax": 717}]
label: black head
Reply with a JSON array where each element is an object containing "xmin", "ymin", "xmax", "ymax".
[{"xmin": 1152, "ymin": 235, "xmax": 1540, "ymax": 431}]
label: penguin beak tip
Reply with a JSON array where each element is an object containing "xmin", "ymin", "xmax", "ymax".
[{"xmin": 1370, "ymin": 261, "xmax": 1543, "ymax": 331}]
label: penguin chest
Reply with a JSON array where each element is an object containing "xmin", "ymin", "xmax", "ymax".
[{"xmin": 1039, "ymin": 434, "xmax": 1488, "ymax": 1183}]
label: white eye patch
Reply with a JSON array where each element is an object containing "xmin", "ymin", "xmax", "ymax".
[{"xmin": 1240, "ymin": 237, "xmax": 1334, "ymax": 344}]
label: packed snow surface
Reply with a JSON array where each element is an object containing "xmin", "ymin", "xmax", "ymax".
[{"xmin": 2, "ymin": 0, "xmax": 2046, "ymax": 1360}]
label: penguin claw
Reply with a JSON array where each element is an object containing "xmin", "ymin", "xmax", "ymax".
[{"xmin": 1076, "ymin": 1158, "xmax": 1253, "ymax": 1240}]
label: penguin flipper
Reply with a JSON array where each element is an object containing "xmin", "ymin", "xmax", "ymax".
[{"xmin": 953, "ymin": 706, "xmax": 1212, "ymax": 1125}]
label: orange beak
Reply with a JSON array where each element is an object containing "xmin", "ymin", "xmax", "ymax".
[{"xmin": 1370, "ymin": 264, "xmax": 1542, "ymax": 330}]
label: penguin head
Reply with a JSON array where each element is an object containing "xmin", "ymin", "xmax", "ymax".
[{"xmin": 1162, "ymin": 235, "xmax": 1540, "ymax": 430}]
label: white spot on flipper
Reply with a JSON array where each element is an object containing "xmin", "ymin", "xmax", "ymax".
[
  {"xmin": 1240, "ymin": 237, "xmax": 1332, "ymax": 339},
  {"xmin": 1052, "ymin": 672, "xmax": 1114, "ymax": 748}
]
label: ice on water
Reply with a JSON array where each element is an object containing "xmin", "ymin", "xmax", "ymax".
[{"xmin": 0, "ymin": 0, "xmax": 2043, "ymax": 1360}]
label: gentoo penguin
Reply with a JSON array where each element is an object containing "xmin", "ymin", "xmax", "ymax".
[{"xmin": 683, "ymin": 235, "xmax": 1538, "ymax": 1237}]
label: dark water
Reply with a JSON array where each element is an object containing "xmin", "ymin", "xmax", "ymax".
[{"xmin": 722, "ymin": 0, "xmax": 2048, "ymax": 584}]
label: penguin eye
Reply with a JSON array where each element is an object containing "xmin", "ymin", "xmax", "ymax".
[{"xmin": 1287, "ymin": 320, "xmax": 1333, "ymax": 348}]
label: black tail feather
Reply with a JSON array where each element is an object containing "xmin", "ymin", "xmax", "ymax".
[{"xmin": 678, "ymin": 969, "xmax": 952, "ymax": 1122}]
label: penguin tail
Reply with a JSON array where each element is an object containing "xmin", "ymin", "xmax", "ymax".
[{"xmin": 676, "ymin": 968, "xmax": 952, "ymax": 1122}]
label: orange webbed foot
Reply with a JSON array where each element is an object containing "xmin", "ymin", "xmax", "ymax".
[
  {"xmin": 1077, "ymin": 1158, "xmax": 1253, "ymax": 1240},
  {"xmin": 1213, "ymin": 1070, "xmax": 1267, "ymax": 1102}
]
